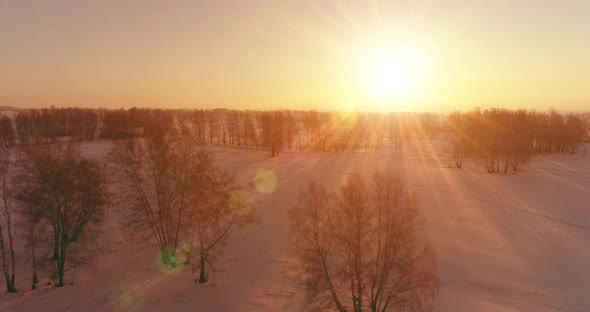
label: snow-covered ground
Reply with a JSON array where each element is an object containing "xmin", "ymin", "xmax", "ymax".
[{"xmin": 1, "ymin": 138, "xmax": 589, "ymax": 311}]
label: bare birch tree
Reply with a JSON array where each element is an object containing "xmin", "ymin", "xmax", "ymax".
[
  {"xmin": 19, "ymin": 200, "xmax": 47, "ymax": 290},
  {"xmin": 110, "ymin": 130, "xmax": 213, "ymax": 266},
  {"xmin": 0, "ymin": 147, "xmax": 16, "ymax": 292},
  {"xmin": 111, "ymin": 136, "xmax": 182, "ymax": 265},
  {"xmin": 289, "ymin": 171, "xmax": 439, "ymax": 312},
  {"xmin": 112, "ymin": 129, "xmax": 258, "ymax": 282},
  {"xmin": 187, "ymin": 170, "xmax": 257, "ymax": 283},
  {"xmin": 16, "ymin": 144, "xmax": 110, "ymax": 287}
]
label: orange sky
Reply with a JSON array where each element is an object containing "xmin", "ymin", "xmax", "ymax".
[{"xmin": 1, "ymin": 1, "xmax": 589, "ymax": 111}]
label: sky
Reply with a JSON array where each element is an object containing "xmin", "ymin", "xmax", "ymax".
[{"xmin": 1, "ymin": 0, "xmax": 589, "ymax": 112}]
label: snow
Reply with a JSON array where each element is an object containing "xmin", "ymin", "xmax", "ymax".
[{"xmin": 1, "ymin": 138, "xmax": 589, "ymax": 311}]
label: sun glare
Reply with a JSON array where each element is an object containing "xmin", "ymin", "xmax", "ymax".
[{"xmin": 360, "ymin": 40, "xmax": 432, "ymax": 104}]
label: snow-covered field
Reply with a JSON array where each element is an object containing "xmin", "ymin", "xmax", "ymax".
[{"xmin": 1, "ymin": 138, "xmax": 589, "ymax": 311}]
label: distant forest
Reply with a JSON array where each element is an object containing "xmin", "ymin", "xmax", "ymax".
[{"xmin": 0, "ymin": 107, "xmax": 588, "ymax": 172}]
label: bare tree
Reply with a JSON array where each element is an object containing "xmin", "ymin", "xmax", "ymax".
[
  {"xmin": 303, "ymin": 110, "xmax": 321, "ymax": 151},
  {"xmin": 112, "ymin": 136, "xmax": 181, "ymax": 265},
  {"xmin": 0, "ymin": 116, "xmax": 16, "ymax": 147},
  {"xmin": 447, "ymin": 112, "xmax": 468, "ymax": 168},
  {"xmin": 110, "ymin": 130, "xmax": 208, "ymax": 266},
  {"xmin": 16, "ymin": 144, "xmax": 110, "ymax": 287},
  {"xmin": 187, "ymin": 170, "xmax": 257, "ymax": 284},
  {"xmin": 112, "ymin": 128, "xmax": 257, "ymax": 283},
  {"xmin": 289, "ymin": 172, "xmax": 439, "ymax": 312},
  {"xmin": 259, "ymin": 111, "xmax": 285, "ymax": 157},
  {"xmin": 19, "ymin": 200, "xmax": 47, "ymax": 290},
  {"xmin": 0, "ymin": 147, "xmax": 16, "ymax": 292},
  {"xmin": 243, "ymin": 113, "xmax": 258, "ymax": 147},
  {"xmin": 208, "ymin": 111, "xmax": 221, "ymax": 144},
  {"xmin": 15, "ymin": 111, "xmax": 32, "ymax": 145}
]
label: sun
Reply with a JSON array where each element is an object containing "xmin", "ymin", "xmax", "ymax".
[{"xmin": 360, "ymin": 40, "xmax": 431, "ymax": 103}]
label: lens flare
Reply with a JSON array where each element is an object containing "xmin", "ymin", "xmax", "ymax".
[
  {"xmin": 253, "ymin": 169, "xmax": 277, "ymax": 194},
  {"xmin": 228, "ymin": 189, "xmax": 254, "ymax": 215}
]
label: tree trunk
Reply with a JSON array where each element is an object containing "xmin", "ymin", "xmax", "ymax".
[
  {"xmin": 198, "ymin": 255, "xmax": 207, "ymax": 284},
  {"xmin": 4, "ymin": 272, "xmax": 16, "ymax": 292},
  {"xmin": 0, "ymin": 224, "xmax": 16, "ymax": 293},
  {"xmin": 57, "ymin": 265, "xmax": 64, "ymax": 287},
  {"xmin": 353, "ymin": 297, "xmax": 362, "ymax": 312},
  {"xmin": 31, "ymin": 234, "xmax": 39, "ymax": 290},
  {"xmin": 31, "ymin": 272, "xmax": 38, "ymax": 290},
  {"xmin": 161, "ymin": 247, "xmax": 170, "ymax": 265},
  {"xmin": 485, "ymin": 158, "xmax": 493, "ymax": 173},
  {"xmin": 7, "ymin": 219, "xmax": 16, "ymax": 292},
  {"xmin": 56, "ymin": 241, "xmax": 66, "ymax": 287},
  {"xmin": 52, "ymin": 231, "xmax": 59, "ymax": 261}
]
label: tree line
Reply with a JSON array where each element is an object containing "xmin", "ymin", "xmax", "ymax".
[
  {"xmin": 447, "ymin": 108, "xmax": 589, "ymax": 173},
  {"xmin": 0, "ymin": 107, "xmax": 99, "ymax": 146},
  {"xmin": 0, "ymin": 106, "xmax": 587, "ymax": 163},
  {"xmin": 0, "ymin": 107, "xmax": 445, "ymax": 155},
  {"xmin": 164, "ymin": 109, "xmax": 442, "ymax": 155}
]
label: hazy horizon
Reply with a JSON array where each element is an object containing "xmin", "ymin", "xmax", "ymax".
[
  {"xmin": 2, "ymin": 1, "xmax": 589, "ymax": 111},
  {"xmin": 1, "ymin": 101, "xmax": 590, "ymax": 115}
]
